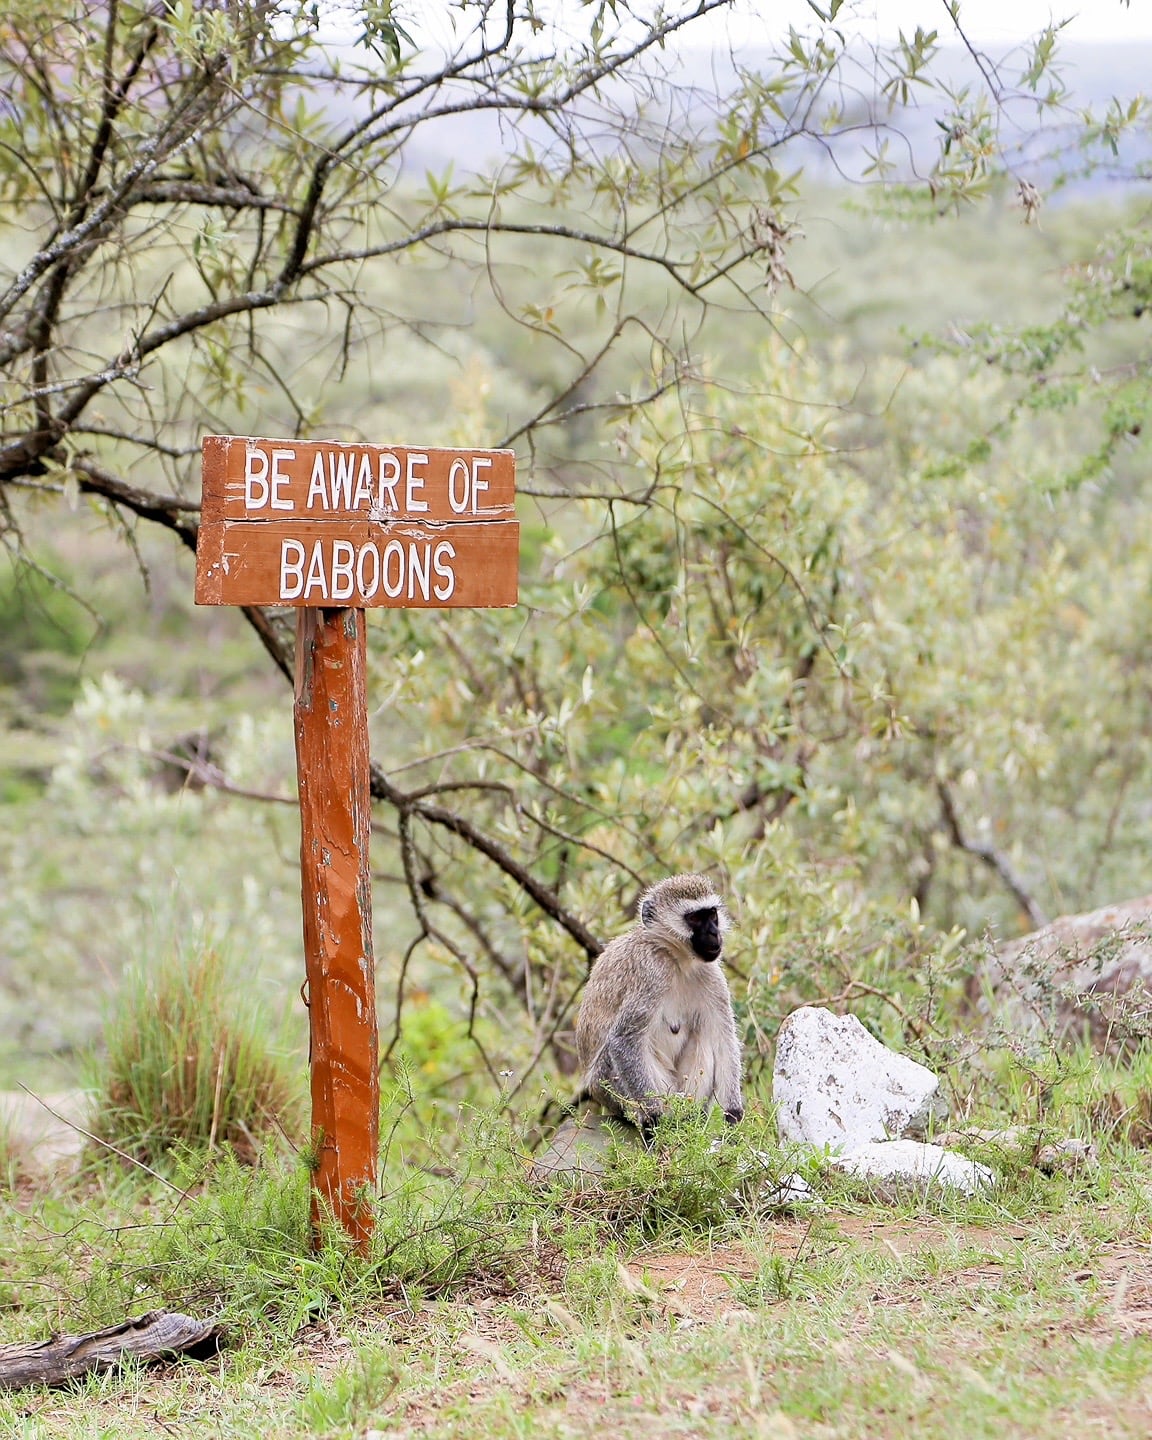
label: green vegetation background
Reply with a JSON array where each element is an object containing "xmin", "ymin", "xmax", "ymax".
[
  {"xmin": 7, "ymin": 155, "xmax": 1152, "ymax": 1440},
  {"xmin": 3, "ymin": 182, "xmax": 1146, "ymax": 1097}
]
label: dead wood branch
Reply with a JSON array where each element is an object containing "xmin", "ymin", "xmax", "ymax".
[{"xmin": 0, "ymin": 1311, "xmax": 221, "ymax": 1391}]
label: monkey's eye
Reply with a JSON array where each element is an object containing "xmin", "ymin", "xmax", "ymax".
[{"xmin": 685, "ymin": 906, "xmax": 717, "ymax": 924}]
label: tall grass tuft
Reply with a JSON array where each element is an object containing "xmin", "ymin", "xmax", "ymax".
[
  {"xmin": 0, "ymin": 1119, "xmax": 22, "ymax": 1192},
  {"xmin": 90, "ymin": 942, "xmax": 303, "ymax": 1168}
]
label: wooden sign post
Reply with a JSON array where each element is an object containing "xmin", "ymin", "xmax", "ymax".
[{"xmin": 195, "ymin": 437, "xmax": 517, "ymax": 1251}]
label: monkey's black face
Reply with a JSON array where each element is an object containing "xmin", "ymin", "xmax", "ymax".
[{"xmin": 685, "ymin": 906, "xmax": 723, "ymax": 962}]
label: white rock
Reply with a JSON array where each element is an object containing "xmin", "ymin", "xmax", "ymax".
[
  {"xmin": 830, "ymin": 1140, "xmax": 994, "ymax": 1194},
  {"xmin": 526, "ymin": 1107, "xmax": 637, "ymax": 1185},
  {"xmin": 773, "ymin": 1006, "xmax": 946, "ymax": 1150},
  {"xmin": 710, "ymin": 1142, "xmax": 825, "ymax": 1211}
]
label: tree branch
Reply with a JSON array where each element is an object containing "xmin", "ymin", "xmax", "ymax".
[{"xmin": 937, "ymin": 778, "xmax": 1048, "ymax": 929}]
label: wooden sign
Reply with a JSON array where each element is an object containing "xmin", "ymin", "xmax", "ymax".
[
  {"xmin": 194, "ymin": 435, "xmax": 518, "ymax": 1253},
  {"xmin": 196, "ymin": 437, "xmax": 518, "ymax": 608}
]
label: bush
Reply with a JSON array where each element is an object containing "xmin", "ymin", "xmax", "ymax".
[{"xmin": 89, "ymin": 941, "xmax": 303, "ymax": 1168}]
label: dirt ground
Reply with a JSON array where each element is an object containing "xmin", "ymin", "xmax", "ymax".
[{"xmin": 627, "ymin": 1217, "xmax": 1152, "ymax": 1334}]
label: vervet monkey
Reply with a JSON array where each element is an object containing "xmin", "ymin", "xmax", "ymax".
[{"xmin": 575, "ymin": 873, "xmax": 744, "ymax": 1137}]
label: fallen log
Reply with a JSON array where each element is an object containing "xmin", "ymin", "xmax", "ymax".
[{"xmin": 0, "ymin": 1310, "xmax": 222, "ymax": 1391}]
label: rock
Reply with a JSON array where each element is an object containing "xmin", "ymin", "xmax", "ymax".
[
  {"xmin": 526, "ymin": 1107, "xmax": 638, "ymax": 1185},
  {"xmin": 937, "ymin": 1126, "xmax": 1025, "ymax": 1153},
  {"xmin": 973, "ymin": 893, "xmax": 1152, "ymax": 1051},
  {"xmin": 0, "ymin": 1089, "xmax": 89, "ymax": 1179},
  {"xmin": 717, "ymin": 1141, "xmax": 825, "ymax": 1211},
  {"xmin": 829, "ymin": 1140, "xmax": 994, "ymax": 1194},
  {"xmin": 773, "ymin": 1007, "xmax": 947, "ymax": 1150},
  {"xmin": 1035, "ymin": 1138, "xmax": 1098, "ymax": 1176}
]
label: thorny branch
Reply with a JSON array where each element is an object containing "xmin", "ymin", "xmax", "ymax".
[{"xmin": 0, "ymin": 0, "xmax": 823, "ymax": 484}]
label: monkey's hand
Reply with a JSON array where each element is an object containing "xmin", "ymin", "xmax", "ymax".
[{"xmin": 723, "ymin": 1105, "xmax": 744, "ymax": 1125}]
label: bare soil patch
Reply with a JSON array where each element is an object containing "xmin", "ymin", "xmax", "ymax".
[
  {"xmin": 625, "ymin": 1217, "xmax": 1013, "ymax": 1324},
  {"xmin": 1085, "ymin": 1245, "xmax": 1152, "ymax": 1337},
  {"xmin": 0, "ymin": 1089, "xmax": 88, "ymax": 1178}
]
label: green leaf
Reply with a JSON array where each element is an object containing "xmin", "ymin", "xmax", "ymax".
[{"xmin": 356, "ymin": 2, "xmax": 414, "ymax": 65}]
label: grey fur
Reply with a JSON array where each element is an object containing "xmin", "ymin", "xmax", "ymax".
[{"xmin": 575, "ymin": 873, "xmax": 744, "ymax": 1135}]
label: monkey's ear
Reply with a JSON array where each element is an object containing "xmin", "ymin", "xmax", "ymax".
[{"xmin": 640, "ymin": 897, "xmax": 655, "ymax": 925}]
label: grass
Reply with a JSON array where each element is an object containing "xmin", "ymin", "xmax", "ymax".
[
  {"xmin": 3, "ymin": 128, "xmax": 1152, "ymax": 1438},
  {"xmin": 0, "ymin": 1118, "xmax": 22, "ymax": 1193},
  {"xmin": 8, "ymin": 1206, "xmax": 1152, "ymax": 1437},
  {"xmin": 3, "ymin": 1085, "xmax": 1152, "ymax": 1438},
  {"xmin": 87, "ymin": 941, "xmax": 304, "ymax": 1169},
  {"xmin": 9, "ymin": 944, "xmax": 1152, "ymax": 1436}
]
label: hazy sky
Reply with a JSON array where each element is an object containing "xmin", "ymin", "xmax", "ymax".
[
  {"xmin": 694, "ymin": 1, "xmax": 1152, "ymax": 45},
  {"xmin": 380, "ymin": 3, "xmax": 1152, "ymax": 61}
]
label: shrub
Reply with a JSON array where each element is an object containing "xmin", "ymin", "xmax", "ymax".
[{"xmin": 89, "ymin": 942, "xmax": 303, "ymax": 1168}]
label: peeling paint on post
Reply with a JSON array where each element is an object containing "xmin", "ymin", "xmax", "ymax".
[{"xmin": 294, "ymin": 606, "xmax": 378, "ymax": 1251}]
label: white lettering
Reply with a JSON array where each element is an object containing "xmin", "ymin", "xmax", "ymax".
[
  {"xmin": 405, "ymin": 452, "xmax": 428, "ymax": 512},
  {"xmin": 407, "ymin": 542, "xmax": 430, "ymax": 600},
  {"xmin": 279, "ymin": 538, "xmax": 305, "ymax": 599},
  {"xmin": 382, "ymin": 540, "xmax": 405, "ymax": 597},
  {"xmin": 306, "ymin": 452, "xmax": 327, "ymax": 510},
  {"xmin": 432, "ymin": 541, "xmax": 456, "ymax": 601},
  {"xmin": 330, "ymin": 540, "xmax": 355, "ymax": 600},
  {"xmin": 352, "ymin": 454, "xmax": 374, "ymax": 510},
  {"xmin": 448, "ymin": 458, "xmax": 470, "ymax": 515},
  {"xmin": 244, "ymin": 447, "xmax": 269, "ymax": 510},
  {"xmin": 303, "ymin": 541, "xmax": 328, "ymax": 599},
  {"xmin": 471, "ymin": 455, "xmax": 491, "ymax": 513},
  {"xmin": 329, "ymin": 452, "xmax": 355, "ymax": 509},
  {"xmin": 376, "ymin": 453, "xmax": 400, "ymax": 510},
  {"xmin": 270, "ymin": 448, "xmax": 295, "ymax": 510},
  {"xmin": 356, "ymin": 542, "xmax": 380, "ymax": 599},
  {"xmin": 280, "ymin": 537, "xmax": 463, "ymax": 605}
]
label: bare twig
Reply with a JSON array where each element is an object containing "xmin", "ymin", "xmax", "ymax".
[{"xmin": 16, "ymin": 1085, "xmax": 189, "ymax": 1197}]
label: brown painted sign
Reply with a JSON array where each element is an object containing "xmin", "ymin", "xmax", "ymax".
[
  {"xmin": 195, "ymin": 436, "xmax": 518, "ymax": 607},
  {"xmin": 193, "ymin": 433, "xmax": 520, "ymax": 1253}
]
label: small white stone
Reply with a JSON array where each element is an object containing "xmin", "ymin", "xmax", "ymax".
[
  {"xmin": 760, "ymin": 1171, "xmax": 824, "ymax": 1212},
  {"xmin": 830, "ymin": 1139, "xmax": 994, "ymax": 1194},
  {"xmin": 773, "ymin": 1007, "xmax": 946, "ymax": 1150}
]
